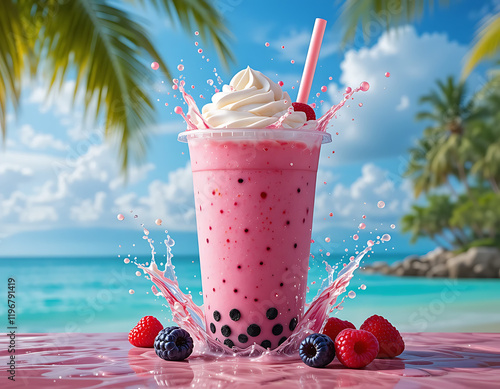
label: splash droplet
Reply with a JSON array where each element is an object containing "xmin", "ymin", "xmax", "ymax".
[
  {"xmin": 174, "ymin": 106, "xmax": 183, "ymax": 115},
  {"xmin": 151, "ymin": 62, "xmax": 159, "ymax": 70},
  {"xmin": 198, "ymin": 49, "xmax": 203, "ymax": 54},
  {"xmin": 164, "ymin": 102, "xmax": 169, "ymax": 107},
  {"xmin": 390, "ymin": 224, "xmax": 396, "ymax": 229},
  {"xmin": 135, "ymin": 271, "xmax": 141, "ymax": 277},
  {"xmin": 155, "ymin": 219, "xmax": 162, "ymax": 226},
  {"xmin": 129, "ymin": 289, "xmax": 135, "ymax": 295},
  {"xmin": 265, "ymin": 42, "xmax": 270, "ymax": 47},
  {"xmin": 385, "ymin": 72, "xmax": 390, "ymax": 77},
  {"xmin": 348, "ymin": 291, "xmax": 356, "ymax": 299},
  {"xmin": 360, "ymin": 284, "xmax": 367, "ymax": 290},
  {"xmin": 321, "ymin": 86, "xmax": 327, "ymax": 92},
  {"xmin": 360, "ymin": 81, "xmax": 370, "ymax": 91},
  {"xmin": 325, "ymin": 237, "xmax": 331, "ymax": 243},
  {"xmin": 117, "ymin": 214, "xmax": 125, "ymax": 221},
  {"xmin": 194, "ymin": 31, "xmax": 199, "ymax": 36},
  {"xmin": 281, "ymin": 45, "xmax": 285, "ymax": 49},
  {"xmin": 367, "ymin": 240, "xmax": 374, "ymax": 247},
  {"xmin": 345, "ymin": 86, "xmax": 352, "ymax": 94},
  {"xmin": 124, "ymin": 258, "xmax": 130, "ymax": 264},
  {"xmin": 278, "ymin": 81, "xmax": 284, "ymax": 87},
  {"xmin": 358, "ymin": 103, "xmax": 363, "ymax": 107},
  {"xmin": 353, "ymin": 234, "xmax": 359, "ymax": 241},
  {"xmin": 377, "ymin": 201, "xmax": 385, "ymax": 208},
  {"xmin": 358, "ymin": 223, "xmax": 366, "ymax": 230},
  {"xmin": 362, "ymin": 215, "xmax": 366, "ymax": 219},
  {"xmin": 177, "ymin": 64, "xmax": 184, "ymax": 71},
  {"xmin": 381, "ymin": 234, "xmax": 391, "ymax": 242},
  {"xmin": 291, "ymin": 60, "xmax": 295, "ymax": 64}
]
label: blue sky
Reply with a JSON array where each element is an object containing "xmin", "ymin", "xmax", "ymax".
[{"xmin": 1, "ymin": 0, "xmax": 498, "ymax": 257}]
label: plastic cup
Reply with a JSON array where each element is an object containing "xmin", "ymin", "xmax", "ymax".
[{"xmin": 178, "ymin": 127, "xmax": 331, "ymax": 349}]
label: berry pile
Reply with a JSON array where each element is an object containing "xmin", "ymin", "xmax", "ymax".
[{"xmin": 300, "ymin": 315, "xmax": 404, "ymax": 368}]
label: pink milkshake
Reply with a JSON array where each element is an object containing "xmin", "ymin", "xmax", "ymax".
[{"xmin": 179, "ymin": 68, "xmax": 331, "ymax": 349}]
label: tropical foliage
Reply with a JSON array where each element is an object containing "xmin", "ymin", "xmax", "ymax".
[
  {"xmin": 0, "ymin": 0, "xmax": 232, "ymax": 170},
  {"xmin": 402, "ymin": 76, "xmax": 500, "ymax": 249}
]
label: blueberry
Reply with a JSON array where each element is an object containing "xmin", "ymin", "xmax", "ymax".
[
  {"xmin": 154, "ymin": 327, "xmax": 194, "ymax": 361},
  {"xmin": 299, "ymin": 334, "xmax": 335, "ymax": 368}
]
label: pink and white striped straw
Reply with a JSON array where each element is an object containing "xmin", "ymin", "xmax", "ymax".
[{"xmin": 296, "ymin": 18, "xmax": 327, "ymax": 104}]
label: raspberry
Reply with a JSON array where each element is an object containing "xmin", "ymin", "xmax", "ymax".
[
  {"xmin": 335, "ymin": 329, "xmax": 379, "ymax": 368},
  {"xmin": 322, "ymin": 317, "xmax": 356, "ymax": 341},
  {"xmin": 360, "ymin": 315, "xmax": 405, "ymax": 358},
  {"xmin": 128, "ymin": 316, "xmax": 164, "ymax": 348},
  {"xmin": 292, "ymin": 102, "xmax": 316, "ymax": 120}
]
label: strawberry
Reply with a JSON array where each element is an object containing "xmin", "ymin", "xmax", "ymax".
[
  {"xmin": 360, "ymin": 315, "xmax": 405, "ymax": 358},
  {"xmin": 129, "ymin": 316, "xmax": 164, "ymax": 348},
  {"xmin": 292, "ymin": 102, "xmax": 316, "ymax": 120}
]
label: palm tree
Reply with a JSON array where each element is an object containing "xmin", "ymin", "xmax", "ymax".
[
  {"xmin": 0, "ymin": 0, "xmax": 233, "ymax": 170},
  {"xmin": 414, "ymin": 76, "xmax": 482, "ymax": 197},
  {"xmin": 339, "ymin": 0, "xmax": 500, "ymax": 77}
]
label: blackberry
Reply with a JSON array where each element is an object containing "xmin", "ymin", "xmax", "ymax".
[{"xmin": 154, "ymin": 326, "xmax": 194, "ymax": 361}]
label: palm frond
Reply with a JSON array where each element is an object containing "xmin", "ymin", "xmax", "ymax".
[
  {"xmin": 463, "ymin": 13, "xmax": 500, "ymax": 78},
  {"xmin": 133, "ymin": 0, "xmax": 234, "ymax": 69},
  {"xmin": 0, "ymin": 0, "xmax": 28, "ymax": 141},
  {"xmin": 38, "ymin": 0, "xmax": 172, "ymax": 171},
  {"xmin": 338, "ymin": 0, "xmax": 451, "ymax": 47}
]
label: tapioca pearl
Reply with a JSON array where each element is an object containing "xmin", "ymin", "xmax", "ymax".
[
  {"xmin": 266, "ymin": 308, "xmax": 278, "ymax": 320},
  {"xmin": 297, "ymin": 188, "xmax": 301, "ymax": 193},
  {"xmin": 302, "ymin": 218, "xmax": 305, "ymax": 223},
  {"xmin": 224, "ymin": 339, "xmax": 235, "ymax": 348},
  {"xmin": 278, "ymin": 336, "xmax": 287, "ymax": 346},
  {"xmin": 286, "ymin": 220, "xmax": 290, "ymax": 225},
  {"xmin": 247, "ymin": 324, "xmax": 261, "ymax": 337},
  {"xmin": 229, "ymin": 309, "xmax": 241, "ymax": 321},
  {"xmin": 213, "ymin": 311, "xmax": 221, "ymax": 322},
  {"xmin": 261, "ymin": 340, "xmax": 272, "ymax": 349},
  {"xmin": 210, "ymin": 323, "xmax": 216, "ymax": 333},
  {"xmin": 280, "ymin": 283, "xmax": 284, "ymax": 287},
  {"xmin": 234, "ymin": 289, "xmax": 238, "ymax": 293},
  {"xmin": 238, "ymin": 178, "xmax": 244, "ymax": 183},
  {"xmin": 244, "ymin": 228, "xmax": 249, "ymax": 233},
  {"xmin": 294, "ymin": 243, "xmax": 297, "ymax": 248},
  {"xmin": 272, "ymin": 324, "xmax": 283, "ymax": 336},
  {"xmin": 266, "ymin": 247, "xmax": 271, "ymax": 251},
  {"xmin": 260, "ymin": 192, "xmax": 267, "ymax": 199},
  {"xmin": 289, "ymin": 317, "xmax": 298, "ymax": 331},
  {"xmin": 254, "ymin": 298, "xmax": 259, "ymax": 302},
  {"xmin": 238, "ymin": 334, "xmax": 248, "ymax": 343},
  {"xmin": 221, "ymin": 325, "xmax": 231, "ymax": 337},
  {"xmin": 222, "ymin": 279, "xmax": 226, "ymax": 283},
  {"xmin": 237, "ymin": 265, "xmax": 241, "ymax": 269}
]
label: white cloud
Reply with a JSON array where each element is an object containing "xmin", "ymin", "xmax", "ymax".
[
  {"xmin": 314, "ymin": 163, "xmax": 413, "ymax": 230},
  {"xmin": 321, "ymin": 25, "xmax": 468, "ymax": 165},
  {"xmin": 20, "ymin": 125, "xmax": 68, "ymax": 151}
]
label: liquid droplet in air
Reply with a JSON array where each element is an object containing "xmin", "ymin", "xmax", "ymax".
[
  {"xmin": 129, "ymin": 289, "xmax": 135, "ymax": 295},
  {"xmin": 174, "ymin": 106, "xmax": 183, "ymax": 115},
  {"xmin": 117, "ymin": 214, "xmax": 125, "ymax": 221},
  {"xmin": 198, "ymin": 49, "xmax": 203, "ymax": 54},
  {"xmin": 377, "ymin": 201, "xmax": 385, "ymax": 208},
  {"xmin": 353, "ymin": 234, "xmax": 359, "ymax": 241},
  {"xmin": 360, "ymin": 81, "xmax": 370, "ymax": 91},
  {"xmin": 321, "ymin": 86, "xmax": 327, "ymax": 92},
  {"xmin": 390, "ymin": 224, "xmax": 396, "ymax": 229},
  {"xmin": 194, "ymin": 31, "xmax": 199, "ymax": 36},
  {"xmin": 360, "ymin": 284, "xmax": 367, "ymax": 290},
  {"xmin": 265, "ymin": 42, "xmax": 270, "ymax": 47},
  {"xmin": 278, "ymin": 81, "xmax": 284, "ymax": 87},
  {"xmin": 367, "ymin": 240, "xmax": 374, "ymax": 247},
  {"xmin": 135, "ymin": 271, "xmax": 141, "ymax": 277},
  {"xmin": 358, "ymin": 103, "xmax": 363, "ymax": 107},
  {"xmin": 151, "ymin": 62, "xmax": 159, "ymax": 70},
  {"xmin": 345, "ymin": 86, "xmax": 352, "ymax": 93},
  {"xmin": 155, "ymin": 219, "xmax": 162, "ymax": 226},
  {"xmin": 325, "ymin": 237, "xmax": 331, "ymax": 243},
  {"xmin": 348, "ymin": 291, "xmax": 356, "ymax": 299},
  {"xmin": 358, "ymin": 223, "xmax": 366, "ymax": 230},
  {"xmin": 381, "ymin": 234, "xmax": 391, "ymax": 242},
  {"xmin": 124, "ymin": 258, "xmax": 130, "ymax": 264},
  {"xmin": 385, "ymin": 72, "xmax": 390, "ymax": 77},
  {"xmin": 177, "ymin": 64, "xmax": 184, "ymax": 71}
]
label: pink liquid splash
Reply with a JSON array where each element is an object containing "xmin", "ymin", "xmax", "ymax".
[{"xmin": 133, "ymin": 226, "xmax": 374, "ymax": 359}]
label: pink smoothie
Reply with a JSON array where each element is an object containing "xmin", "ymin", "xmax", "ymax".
[{"xmin": 185, "ymin": 129, "xmax": 324, "ymax": 349}]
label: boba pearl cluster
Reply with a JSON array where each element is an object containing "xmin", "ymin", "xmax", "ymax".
[{"xmin": 209, "ymin": 307, "xmax": 298, "ymax": 349}]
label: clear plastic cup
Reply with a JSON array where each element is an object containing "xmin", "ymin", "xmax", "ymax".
[{"xmin": 179, "ymin": 127, "xmax": 331, "ymax": 349}]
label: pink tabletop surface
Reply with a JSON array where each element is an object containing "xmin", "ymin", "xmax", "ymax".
[{"xmin": 1, "ymin": 332, "xmax": 499, "ymax": 388}]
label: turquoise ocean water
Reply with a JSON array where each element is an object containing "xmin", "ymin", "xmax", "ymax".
[{"xmin": 2, "ymin": 253, "xmax": 499, "ymax": 333}]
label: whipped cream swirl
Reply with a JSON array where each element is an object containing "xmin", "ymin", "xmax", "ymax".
[{"xmin": 190, "ymin": 67, "xmax": 308, "ymax": 129}]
